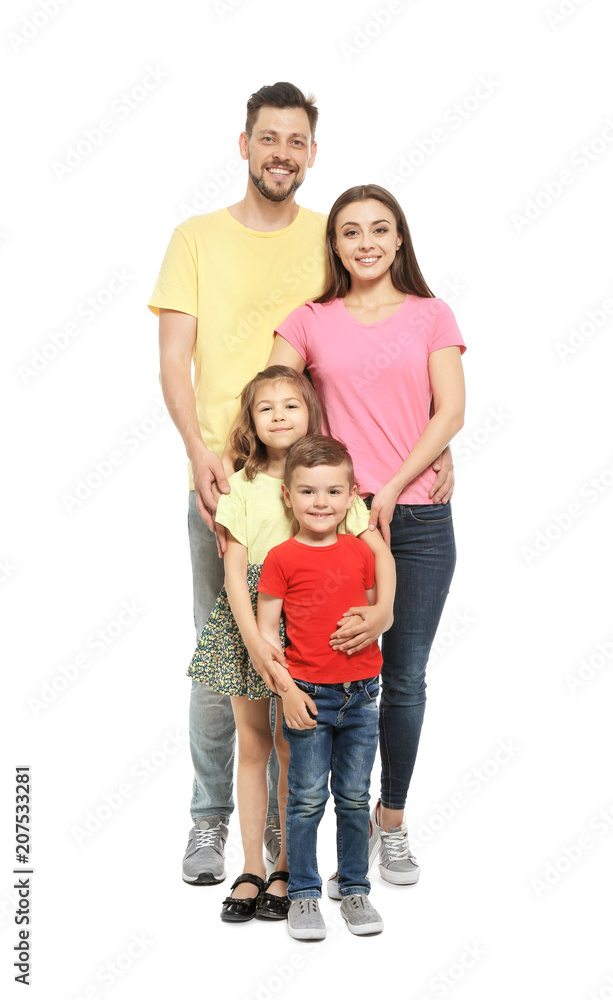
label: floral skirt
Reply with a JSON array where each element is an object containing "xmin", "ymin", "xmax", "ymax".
[{"xmin": 187, "ymin": 563, "xmax": 286, "ymax": 701}]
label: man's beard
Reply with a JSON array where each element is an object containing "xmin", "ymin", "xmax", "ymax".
[{"xmin": 249, "ymin": 166, "xmax": 303, "ymax": 203}]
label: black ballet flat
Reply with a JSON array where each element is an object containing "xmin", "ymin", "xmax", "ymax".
[
  {"xmin": 255, "ymin": 870, "xmax": 290, "ymax": 921},
  {"xmin": 220, "ymin": 873, "xmax": 266, "ymax": 923}
]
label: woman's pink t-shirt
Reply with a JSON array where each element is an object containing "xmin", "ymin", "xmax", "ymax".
[{"xmin": 275, "ymin": 295, "xmax": 466, "ymax": 504}]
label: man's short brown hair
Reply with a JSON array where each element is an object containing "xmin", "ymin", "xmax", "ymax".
[{"xmin": 245, "ymin": 82, "xmax": 318, "ymax": 140}]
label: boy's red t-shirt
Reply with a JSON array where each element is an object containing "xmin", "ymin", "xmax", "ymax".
[{"xmin": 257, "ymin": 533, "xmax": 383, "ymax": 684}]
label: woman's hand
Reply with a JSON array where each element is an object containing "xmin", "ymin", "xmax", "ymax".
[
  {"xmin": 367, "ymin": 482, "xmax": 401, "ymax": 546},
  {"xmin": 281, "ymin": 685, "xmax": 318, "ymax": 730},
  {"xmin": 330, "ymin": 605, "xmax": 392, "ymax": 653}
]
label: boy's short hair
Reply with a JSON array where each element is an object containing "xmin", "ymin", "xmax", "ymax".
[
  {"xmin": 245, "ymin": 82, "xmax": 318, "ymax": 140},
  {"xmin": 284, "ymin": 435, "xmax": 355, "ymax": 490}
]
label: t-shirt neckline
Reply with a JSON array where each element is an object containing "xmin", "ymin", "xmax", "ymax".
[
  {"xmin": 289, "ymin": 534, "xmax": 341, "ymax": 551},
  {"xmin": 335, "ymin": 293, "xmax": 411, "ymax": 328},
  {"xmin": 223, "ymin": 205, "xmax": 304, "ymax": 238}
]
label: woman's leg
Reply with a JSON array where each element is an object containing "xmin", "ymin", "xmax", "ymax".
[
  {"xmin": 230, "ymin": 695, "xmax": 273, "ymax": 897},
  {"xmin": 266, "ymin": 701, "xmax": 290, "ymax": 897},
  {"xmin": 379, "ymin": 504, "xmax": 457, "ymax": 822}
]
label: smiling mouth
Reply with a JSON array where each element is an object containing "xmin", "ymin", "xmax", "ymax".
[
  {"xmin": 356, "ymin": 256, "xmax": 381, "ymax": 265},
  {"xmin": 267, "ymin": 166, "xmax": 293, "ymax": 177}
]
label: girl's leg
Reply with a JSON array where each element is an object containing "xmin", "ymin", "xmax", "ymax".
[
  {"xmin": 266, "ymin": 701, "xmax": 289, "ymax": 897},
  {"xmin": 230, "ymin": 695, "xmax": 273, "ymax": 897},
  {"xmin": 379, "ymin": 504, "xmax": 457, "ymax": 826}
]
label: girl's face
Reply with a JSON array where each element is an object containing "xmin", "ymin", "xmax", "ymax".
[
  {"xmin": 252, "ymin": 379, "xmax": 310, "ymax": 452},
  {"xmin": 333, "ymin": 198, "xmax": 402, "ymax": 285}
]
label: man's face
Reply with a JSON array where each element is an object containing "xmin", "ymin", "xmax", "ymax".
[{"xmin": 240, "ymin": 106, "xmax": 317, "ymax": 203}]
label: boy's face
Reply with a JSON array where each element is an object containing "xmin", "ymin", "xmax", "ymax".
[{"xmin": 282, "ymin": 464, "xmax": 357, "ymax": 537}]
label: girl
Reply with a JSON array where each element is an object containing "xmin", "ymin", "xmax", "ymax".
[
  {"xmin": 188, "ymin": 364, "xmax": 393, "ymax": 922},
  {"xmin": 268, "ymin": 185, "xmax": 466, "ymax": 890}
]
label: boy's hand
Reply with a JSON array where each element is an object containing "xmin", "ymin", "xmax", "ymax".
[
  {"xmin": 282, "ymin": 685, "xmax": 318, "ymax": 730},
  {"xmin": 330, "ymin": 604, "xmax": 393, "ymax": 653},
  {"xmin": 248, "ymin": 640, "xmax": 290, "ymax": 693}
]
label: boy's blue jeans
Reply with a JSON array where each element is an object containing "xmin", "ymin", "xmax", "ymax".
[{"xmin": 283, "ymin": 676, "xmax": 380, "ymax": 900}]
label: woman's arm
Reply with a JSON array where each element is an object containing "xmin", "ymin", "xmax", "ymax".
[
  {"xmin": 329, "ymin": 527, "xmax": 396, "ymax": 653},
  {"xmin": 369, "ymin": 346, "xmax": 465, "ymax": 543},
  {"xmin": 267, "ymin": 335, "xmax": 307, "ymax": 373},
  {"xmin": 223, "ymin": 534, "xmax": 288, "ymax": 687}
]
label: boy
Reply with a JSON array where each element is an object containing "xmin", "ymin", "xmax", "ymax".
[{"xmin": 257, "ymin": 436, "xmax": 396, "ymax": 940}]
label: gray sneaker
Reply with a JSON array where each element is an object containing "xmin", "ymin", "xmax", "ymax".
[
  {"xmin": 371, "ymin": 801, "xmax": 420, "ymax": 885},
  {"xmin": 264, "ymin": 818, "xmax": 281, "ymax": 867},
  {"xmin": 182, "ymin": 816, "xmax": 228, "ymax": 885},
  {"xmin": 340, "ymin": 894, "xmax": 383, "ymax": 935},
  {"xmin": 287, "ymin": 899, "xmax": 327, "ymax": 940}
]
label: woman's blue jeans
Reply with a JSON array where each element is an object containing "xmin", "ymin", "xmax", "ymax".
[
  {"xmin": 375, "ymin": 501, "xmax": 457, "ymax": 811},
  {"xmin": 283, "ymin": 677, "xmax": 380, "ymax": 899}
]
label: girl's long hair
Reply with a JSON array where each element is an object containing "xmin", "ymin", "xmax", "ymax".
[
  {"xmin": 231, "ymin": 365, "xmax": 322, "ymax": 480},
  {"xmin": 314, "ymin": 184, "xmax": 434, "ymax": 304}
]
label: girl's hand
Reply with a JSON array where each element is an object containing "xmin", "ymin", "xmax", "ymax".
[
  {"xmin": 330, "ymin": 605, "xmax": 392, "ymax": 653},
  {"xmin": 282, "ymin": 686, "xmax": 318, "ymax": 730},
  {"xmin": 248, "ymin": 640, "xmax": 290, "ymax": 693},
  {"xmin": 368, "ymin": 482, "xmax": 401, "ymax": 546}
]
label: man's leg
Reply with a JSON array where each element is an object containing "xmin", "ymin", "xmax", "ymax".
[{"xmin": 183, "ymin": 492, "xmax": 233, "ymax": 884}]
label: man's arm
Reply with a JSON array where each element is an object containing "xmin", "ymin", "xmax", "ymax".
[{"xmin": 158, "ymin": 308, "xmax": 230, "ymax": 530}]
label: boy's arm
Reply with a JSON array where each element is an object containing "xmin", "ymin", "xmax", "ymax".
[
  {"xmin": 329, "ymin": 529, "xmax": 396, "ymax": 654},
  {"xmin": 223, "ymin": 536, "xmax": 288, "ymax": 686},
  {"xmin": 257, "ymin": 594, "xmax": 317, "ymax": 728}
]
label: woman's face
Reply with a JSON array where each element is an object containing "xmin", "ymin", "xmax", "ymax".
[{"xmin": 333, "ymin": 199, "xmax": 402, "ymax": 285}]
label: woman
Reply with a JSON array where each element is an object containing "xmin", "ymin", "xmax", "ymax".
[{"xmin": 267, "ymin": 183, "xmax": 466, "ymax": 887}]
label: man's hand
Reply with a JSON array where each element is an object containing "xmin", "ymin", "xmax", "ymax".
[
  {"xmin": 429, "ymin": 445, "xmax": 454, "ymax": 504},
  {"xmin": 191, "ymin": 451, "xmax": 231, "ymax": 531},
  {"xmin": 281, "ymin": 684, "xmax": 318, "ymax": 730},
  {"xmin": 248, "ymin": 639, "xmax": 290, "ymax": 693},
  {"xmin": 330, "ymin": 604, "xmax": 392, "ymax": 653}
]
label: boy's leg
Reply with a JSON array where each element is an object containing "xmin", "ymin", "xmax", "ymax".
[
  {"xmin": 283, "ymin": 684, "xmax": 335, "ymax": 900},
  {"xmin": 331, "ymin": 678, "xmax": 380, "ymax": 896}
]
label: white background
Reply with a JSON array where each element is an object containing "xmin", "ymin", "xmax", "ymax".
[{"xmin": 3, "ymin": 0, "xmax": 613, "ymax": 997}]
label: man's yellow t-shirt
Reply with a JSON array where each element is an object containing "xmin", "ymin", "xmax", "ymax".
[{"xmin": 148, "ymin": 206, "xmax": 327, "ymax": 486}]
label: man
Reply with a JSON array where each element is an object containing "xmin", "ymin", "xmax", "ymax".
[{"xmin": 148, "ymin": 82, "xmax": 454, "ymax": 887}]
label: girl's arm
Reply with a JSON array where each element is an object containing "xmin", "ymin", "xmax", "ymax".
[
  {"xmin": 223, "ymin": 533, "xmax": 289, "ymax": 690},
  {"xmin": 330, "ymin": 527, "xmax": 396, "ymax": 654},
  {"xmin": 369, "ymin": 346, "xmax": 465, "ymax": 544},
  {"xmin": 257, "ymin": 594, "xmax": 317, "ymax": 729}
]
